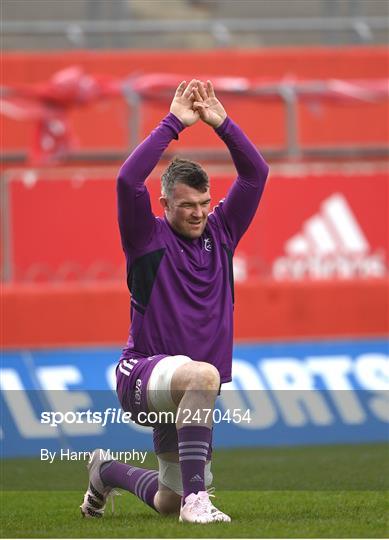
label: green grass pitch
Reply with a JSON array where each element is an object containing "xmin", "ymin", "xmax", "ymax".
[{"xmin": 1, "ymin": 443, "xmax": 388, "ymax": 538}]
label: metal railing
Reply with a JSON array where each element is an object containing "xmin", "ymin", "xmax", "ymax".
[
  {"xmin": 124, "ymin": 79, "xmax": 389, "ymax": 160},
  {"xmin": 2, "ymin": 77, "xmax": 388, "ymax": 165}
]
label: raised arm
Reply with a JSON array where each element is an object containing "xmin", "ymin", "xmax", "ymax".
[
  {"xmin": 117, "ymin": 80, "xmax": 200, "ymax": 252},
  {"xmin": 193, "ymin": 81, "xmax": 269, "ymax": 247}
]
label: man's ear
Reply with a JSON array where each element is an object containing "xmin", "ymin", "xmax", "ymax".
[{"xmin": 159, "ymin": 196, "xmax": 169, "ymax": 211}]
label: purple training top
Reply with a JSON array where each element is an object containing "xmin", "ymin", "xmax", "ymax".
[{"xmin": 117, "ymin": 113, "xmax": 269, "ymax": 383}]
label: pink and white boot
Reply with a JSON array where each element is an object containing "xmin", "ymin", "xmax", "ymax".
[{"xmin": 179, "ymin": 491, "xmax": 231, "ymax": 524}]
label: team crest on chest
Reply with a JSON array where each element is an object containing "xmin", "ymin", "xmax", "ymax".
[{"xmin": 203, "ymin": 237, "xmax": 213, "ymax": 252}]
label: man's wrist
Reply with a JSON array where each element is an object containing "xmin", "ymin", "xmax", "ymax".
[
  {"xmin": 214, "ymin": 115, "xmax": 229, "ymax": 133},
  {"xmin": 166, "ymin": 112, "xmax": 186, "ymax": 133}
]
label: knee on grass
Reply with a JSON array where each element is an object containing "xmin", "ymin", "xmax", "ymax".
[{"xmin": 155, "ymin": 489, "xmax": 181, "ymax": 515}]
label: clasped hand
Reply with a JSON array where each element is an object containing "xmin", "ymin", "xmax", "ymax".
[{"xmin": 170, "ymin": 79, "xmax": 227, "ymax": 129}]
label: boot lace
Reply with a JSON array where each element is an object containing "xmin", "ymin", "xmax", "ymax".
[{"xmin": 107, "ymin": 489, "xmax": 122, "ymax": 514}]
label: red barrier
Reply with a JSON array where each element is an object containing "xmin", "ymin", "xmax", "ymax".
[
  {"xmin": 2, "ymin": 279, "xmax": 388, "ymax": 348},
  {"xmin": 2, "ymin": 47, "xmax": 388, "ymax": 154},
  {"xmin": 6, "ymin": 168, "xmax": 388, "ymax": 282}
]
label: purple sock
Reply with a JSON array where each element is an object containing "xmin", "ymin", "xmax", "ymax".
[
  {"xmin": 100, "ymin": 461, "xmax": 158, "ymax": 511},
  {"xmin": 177, "ymin": 425, "xmax": 212, "ymax": 500}
]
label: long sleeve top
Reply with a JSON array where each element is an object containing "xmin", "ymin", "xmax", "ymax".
[{"xmin": 117, "ymin": 113, "xmax": 269, "ymax": 383}]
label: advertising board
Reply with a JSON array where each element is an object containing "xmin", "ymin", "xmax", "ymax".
[{"xmin": 1, "ymin": 339, "xmax": 387, "ymax": 458}]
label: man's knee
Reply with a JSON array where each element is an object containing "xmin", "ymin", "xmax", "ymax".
[
  {"xmin": 173, "ymin": 361, "xmax": 220, "ymax": 392},
  {"xmin": 192, "ymin": 362, "xmax": 220, "ymax": 390},
  {"xmin": 154, "ymin": 488, "xmax": 181, "ymax": 515}
]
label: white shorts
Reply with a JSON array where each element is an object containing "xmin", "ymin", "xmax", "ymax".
[{"xmin": 147, "ymin": 354, "xmax": 193, "ymax": 413}]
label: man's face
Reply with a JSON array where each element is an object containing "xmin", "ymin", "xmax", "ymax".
[{"xmin": 160, "ymin": 182, "xmax": 211, "ymax": 239}]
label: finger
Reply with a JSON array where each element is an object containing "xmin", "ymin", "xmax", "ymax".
[
  {"xmin": 174, "ymin": 80, "xmax": 186, "ymax": 97},
  {"xmin": 193, "ymin": 101, "xmax": 209, "ymax": 111},
  {"xmin": 207, "ymin": 80, "xmax": 215, "ymax": 98},
  {"xmin": 193, "ymin": 87, "xmax": 203, "ymax": 102},
  {"xmin": 182, "ymin": 79, "xmax": 198, "ymax": 99},
  {"xmin": 197, "ymin": 81, "xmax": 208, "ymax": 101},
  {"xmin": 192, "ymin": 103, "xmax": 208, "ymax": 119}
]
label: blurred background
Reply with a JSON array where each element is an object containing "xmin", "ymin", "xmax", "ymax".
[{"xmin": 1, "ymin": 0, "xmax": 388, "ymax": 460}]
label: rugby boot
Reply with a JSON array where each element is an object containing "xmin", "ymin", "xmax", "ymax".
[
  {"xmin": 179, "ymin": 491, "xmax": 231, "ymax": 523},
  {"xmin": 80, "ymin": 449, "xmax": 114, "ymax": 518}
]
